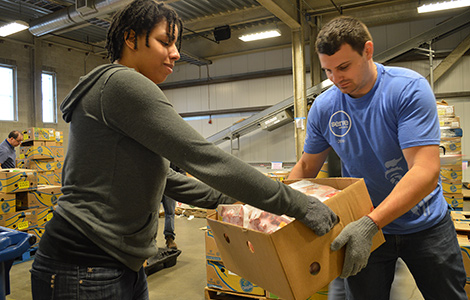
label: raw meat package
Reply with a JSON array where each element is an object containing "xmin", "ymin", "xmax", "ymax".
[{"xmin": 287, "ymin": 179, "xmax": 341, "ymax": 202}]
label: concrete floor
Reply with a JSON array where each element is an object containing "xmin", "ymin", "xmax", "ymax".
[{"xmin": 5, "ymin": 203, "xmax": 468, "ymax": 300}]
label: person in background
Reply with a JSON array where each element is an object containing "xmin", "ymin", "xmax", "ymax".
[
  {"xmin": 0, "ymin": 130, "xmax": 23, "ymax": 169},
  {"xmin": 288, "ymin": 16, "xmax": 466, "ymax": 299},
  {"xmin": 29, "ymin": 1, "xmax": 338, "ymax": 299},
  {"xmin": 161, "ymin": 162, "xmax": 185, "ymax": 249}
]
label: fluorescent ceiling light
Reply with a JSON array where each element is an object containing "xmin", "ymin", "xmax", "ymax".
[
  {"xmin": 239, "ymin": 29, "xmax": 281, "ymax": 42},
  {"xmin": 0, "ymin": 21, "xmax": 29, "ymax": 37},
  {"xmin": 418, "ymin": 0, "xmax": 470, "ymax": 13}
]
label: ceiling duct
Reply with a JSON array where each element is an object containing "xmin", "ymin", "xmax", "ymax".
[{"xmin": 29, "ymin": 0, "xmax": 131, "ymax": 37}]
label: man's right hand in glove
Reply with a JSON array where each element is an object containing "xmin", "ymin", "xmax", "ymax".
[{"xmin": 298, "ymin": 196, "xmax": 338, "ymax": 236}]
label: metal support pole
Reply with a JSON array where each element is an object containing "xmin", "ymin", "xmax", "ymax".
[{"xmin": 429, "ymin": 42, "xmax": 434, "ymax": 92}]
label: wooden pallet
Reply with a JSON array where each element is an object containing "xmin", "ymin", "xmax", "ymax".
[{"xmin": 204, "ymin": 287, "xmax": 269, "ymax": 300}]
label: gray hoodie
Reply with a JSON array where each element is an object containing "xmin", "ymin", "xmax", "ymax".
[{"xmin": 56, "ymin": 64, "xmax": 315, "ymax": 271}]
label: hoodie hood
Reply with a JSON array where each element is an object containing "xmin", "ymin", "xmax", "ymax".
[{"xmin": 60, "ymin": 64, "xmax": 128, "ymax": 123}]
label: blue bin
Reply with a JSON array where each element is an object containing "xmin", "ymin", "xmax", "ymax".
[{"xmin": 0, "ymin": 226, "xmax": 36, "ymax": 299}]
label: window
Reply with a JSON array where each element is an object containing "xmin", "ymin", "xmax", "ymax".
[
  {"xmin": 42, "ymin": 71, "xmax": 57, "ymax": 123},
  {"xmin": 0, "ymin": 64, "xmax": 17, "ymax": 121}
]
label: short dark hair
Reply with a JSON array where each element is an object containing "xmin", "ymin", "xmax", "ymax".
[
  {"xmin": 8, "ymin": 130, "xmax": 22, "ymax": 139},
  {"xmin": 106, "ymin": 0, "xmax": 183, "ymax": 62},
  {"xmin": 315, "ymin": 16, "xmax": 372, "ymax": 56}
]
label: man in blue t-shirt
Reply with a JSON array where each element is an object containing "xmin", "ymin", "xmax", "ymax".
[
  {"xmin": 0, "ymin": 130, "xmax": 23, "ymax": 169},
  {"xmin": 289, "ymin": 16, "xmax": 466, "ymax": 299}
]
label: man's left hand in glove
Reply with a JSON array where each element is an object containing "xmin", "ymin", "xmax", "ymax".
[{"xmin": 330, "ymin": 215, "xmax": 379, "ymax": 278}]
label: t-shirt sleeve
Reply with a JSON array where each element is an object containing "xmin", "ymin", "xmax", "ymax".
[
  {"xmin": 397, "ymin": 77, "xmax": 440, "ymax": 149},
  {"xmin": 304, "ymin": 96, "xmax": 332, "ymax": 154}
]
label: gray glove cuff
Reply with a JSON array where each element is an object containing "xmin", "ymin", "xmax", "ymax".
[
  {"xmin": 298, "ymin": 196, "xmax": 338, "ymax": 236},
  {"xmin": 357, "ymin": 216, "xmax": 379, "ymax": 238}
]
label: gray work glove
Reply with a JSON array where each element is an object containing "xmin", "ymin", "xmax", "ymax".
[
  {"xmin": 298, "ymin": 196, "xmax": 338, "ymax": 236},
  {"xmin": 331, "ymin": 216, "xmax": 379, "ymax": 278}
]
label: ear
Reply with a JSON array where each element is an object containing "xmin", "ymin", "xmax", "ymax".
[
  {"xmin": 124, "ymin": 30, "xmax": 137, "ymax": 50},
  {"xmin": 364, "ymin": 41, "xmax": 374, "ymax": 60}
]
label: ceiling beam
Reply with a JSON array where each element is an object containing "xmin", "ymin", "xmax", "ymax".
[{"xmin": 257, "ymin": 0, "xmax": 301, "ymax": 29}]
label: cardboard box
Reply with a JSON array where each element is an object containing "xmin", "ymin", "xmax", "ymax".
[
  {"xmin": 36, "ymin": 206, "xmax": 55, "ymax": 226},
  {"xmin": 27, "ymin": 226, "xmax": 45, "ymax": 246},
  {"xmin": 19, "ymin": 144, "xmax": 54, "ymax": 160},
  {"xmin": 51, "ymin": 146, "xmax": 65, "ymax": 160},
  {"xmin": 37, "ymin": 171, "xmax": 55, "ymax": 185},
  {"xmin": 440, "ymin": 165, "xmax": 463, "ymax": 182},
  {"xmin": 17, "ymin": 185, "xmax": 62, "ymax": 209},
  {"xmin": 206, "ymin": 225, "xmax": 222, "ymax": 262},
  {"xmin": 439, "ymin": 116, "xmax": 460, "ymax": 129},
  {"xmin": 440, "ymin": 137, "xmax": 462, "ymax": 155},
  {"xmin": 442, "ymin": 181, "xmax": 462, "ymax": 194},
  {"xmin": 0, "ymin": 192, "xmax": 16, "ymax": 214},
  {"xmin": 0, "ymin": 169, "xmax": 38, "ymax": 193},
  {"xmin": 206, "ymin": 260, "xmax": 266, "ymax": 296},
  {"xmin": 29, "ymin": 159, "xmax": 56, "ymax": 172},
  {"xmin": 452, "ymin": 211, "xmax": 470, "ymax": 222},
  {"xmin": 55, "ymin": 131, "xmax": 63, "ymax": 144},
  {"xmin": 207, "ymin": 178, "xmax": 385, "ymax": 300},
  {"xmin": 23, "ymin": 127, "xmax": 55, "ymax": 142},
  {"xmin": 0, "ymin": 209, "xmax": 37, "ymax": 230},
  {"xmin": 457, "ymin": 233, "xmax": 470, "ymax": 283},
  {"xmin": 444, "ymin": 193, "xmax": 464, "ymax": 210}
]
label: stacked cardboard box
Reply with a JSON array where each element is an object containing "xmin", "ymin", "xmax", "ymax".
[
  {"xmin": 0, "ymin": 169, "xmax": 39, "ymax": 235},
  {"xmin": 17, "ymin": 127, "xmax": 64, "ymax": 185},
  {"xmin": 438, "ymin": 101, "xmax": 463, "ymax": 211},
  {"xmin": 450, "ymin": 211, "xmax": 470, "ymax": 298}
]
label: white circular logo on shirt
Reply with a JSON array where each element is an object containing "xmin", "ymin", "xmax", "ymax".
[{"xmin": 329, "ymin": 111, "xmax": 352, "ymax": 137}]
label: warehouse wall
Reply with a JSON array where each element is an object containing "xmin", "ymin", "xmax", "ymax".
[
  {"xmin": 0, "ymin": 36, "xmax": 105, "ymax": 151},
  {"xmin": 165, "ymin": 16, "xmax": 470, "ymax": 170},
  {"xmin": 0, "ymin": 15, "xmax": 469, "ymax": 178}
]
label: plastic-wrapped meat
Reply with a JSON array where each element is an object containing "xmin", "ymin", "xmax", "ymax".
[
  {"xmin": 288, "ymin": 180, "xmax": 341, "ymax": 202},
  {"xmin": 218, "ymin": 204, "xmax": 245, "ymax": 227},
  {"xmin": 247, "ymin": 208, "xmax": 293, "ymax": 234}
]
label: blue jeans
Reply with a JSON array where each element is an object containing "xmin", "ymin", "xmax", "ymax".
[
  {"xmin": 161, "ymin": 195, "xmax": 176, "ymax": 238},
  {"xmin": 345, "ymin": 212, "xmax": 467, "ymax": 300},
  {"xmin": 328, "ymin": 277, "xmax": 346, "ymax": 300},
  {"xmin": 30, "ymin": 251, "xmax": 149, "ymax": 300}
]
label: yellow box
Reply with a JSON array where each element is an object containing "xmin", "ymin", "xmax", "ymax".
[
  {"xmin": 205, "ymin": 226, "xmax": 222, "ymax": 262},
  {"xmin": 0, "ymin": 192, "xmax": 16, "ymax": 214},
  {"xmin": 23, "ymin": 127, "xmax": 55, "ymax": 142},
  {"xmin": 19, "ymin": 145, "xmax": 54, "ymax": 160},
  {"xmin": 36, "ymin": 206, "xmax": 55, "ymax": 226},
  {"xmin": 440, "ymin": 165, "xmax": 462, "ymax": 182},
  {"xmin": 29, "ymin": 159, "xmax": 56, "ymax": 172},
  {"xmin": 0, "ymin": 209, "xmax": 37, "ymax": 230},
  {"xmin": 0, "ymin": 169, "xmax": 38, "ymax": 193},
  {"xmin": 442, "ymin": 181, "xmax": 462, "ymax": 194},
  {"xmin": 53, "ymin": 169, "xmax": 62, "ymax": 185},
  {"xmin": 439, "ymin": 116, "xmax": 460, "ymax": 128},
  {"xmin": 37, "ymin": 171, "xmax": 54, "ymax": 185},
  {"xmin": 51, "ymin": 146, "xmax": 65, "ymax": 160},
  {"xmin": 451, "ymin": 211, "xmax": 470, "ymax": 222},
  {"xmin": 206, "ymin": 260, "xmax": 266, "ymax": 296},
  {"xmin": 55, "ymin": 131, "xmax": 63, "ymax": 144},
  {"xmin": 27, "ymin": 226, "xmax": 45, "ymax": 246},
  {"xmin": 444, "ymin": 193, "xmax": 463, "ymax": 210},
  {"xmin": 440, "ymin": 137, "xmax": 462, "ymax": 154}
]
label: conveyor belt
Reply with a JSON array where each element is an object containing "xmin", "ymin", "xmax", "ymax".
[{"xmin": 206, "ymin": 10, "xmax": 470, "ymax": 145}]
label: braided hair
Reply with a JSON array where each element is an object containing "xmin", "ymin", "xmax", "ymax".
[{"xmin": 106, "ymin": 0, "xmax": 183, "ymax": 62}]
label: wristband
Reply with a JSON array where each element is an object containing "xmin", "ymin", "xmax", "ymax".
[{"xmin": 366, "ymin": 215, "xmax": 380, "ymax": 230}]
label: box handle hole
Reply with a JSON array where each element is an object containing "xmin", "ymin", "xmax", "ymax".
[
  {"xmin": 246, "ymin": 241, "xmax": 255, "ymax": 253},
  {"xmin": 223, "ymin": 233, "xmax": 230, "ymax": 244},
  {"xmin": 309, "ymin": 262, "xmax": 321, "ymax": 275}
]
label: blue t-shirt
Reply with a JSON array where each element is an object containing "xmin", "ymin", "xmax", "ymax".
[
  {"xmin": 305, "ymin": 63, "xmax": 447, "ymax": 235},
  {"xmin": 0, "ymin": 139, "xmax": 16, "ymax": 169}
]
